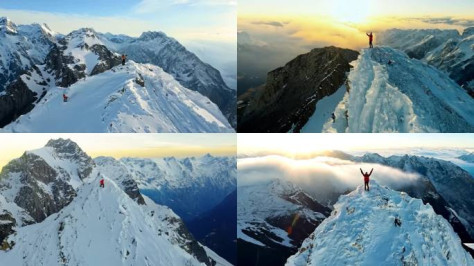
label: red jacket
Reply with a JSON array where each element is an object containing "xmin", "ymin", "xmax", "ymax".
[
  {"xmin": 363, "ymin": 174, "xmax": 370, "ymax": 182},
  {"xmin": 361, "ymin": 169, "xmax": 373, "ymax": 182},
  {"xmin": 367, "ymin": 33, "xmax": 373, "ymax": 42},
  {"xmin": 100, "ymin": 179, "xmax": 104, "ymax": 185}
]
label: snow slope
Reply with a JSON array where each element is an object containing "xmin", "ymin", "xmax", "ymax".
[
  {"xmin": 1, "ymin": 61, "xmax": 233, "ymax": 133},
  {"xmin": 323, "ymin": 47, "xmax": 474, "ymax": 132},
  {"xmin": 286, "ymin": 182, "xmax": 474, "ymax": 266},
  {"xmin": 0, "ymin": 177, "xmax": 213, "ymax": 266}
]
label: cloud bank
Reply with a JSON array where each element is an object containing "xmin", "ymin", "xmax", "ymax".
[{"xmin": 238, "ymin": 155, "xmax": 421, "ymax": 204}]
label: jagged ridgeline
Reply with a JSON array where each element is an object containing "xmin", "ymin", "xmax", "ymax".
[
  {"xmin": 0, "ymin": 138, "xmax": 230, "ymax": 265},
  {"xmin": 239, "ymin": 26, "xmax": 474, "ymax": 133},
  {"xmin": 0, "ymin": 18, "xmax": 236, "ymax": 132}
]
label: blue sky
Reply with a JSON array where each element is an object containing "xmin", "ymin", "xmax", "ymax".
[
  {"xmin": 0, "ymin": 0, "xmax": 236, "ymax": 41},
  {"xmin": 0, "ymin": 0, "xmax": 236, "ymax": 88}
]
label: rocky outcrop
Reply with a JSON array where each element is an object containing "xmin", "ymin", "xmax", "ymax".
[
  {"xmin": 45, "ymin": 138, "xmax": 94, "ymax": 179},
  {"xmin": 0, "ymin": 153, "xmax": 77, "ymax": 222},
  {"xmin": 0, "ymin": 79, "xmax": 37, "ymax": 128},
  {"xmin": 89, "ymin": 44, "xmax": 121, "ymax": 76},
  {"xmin": 168, "ymin": 216, "xmax": 216, "ymax": 266},
  {"xmin": 120, "ymin": 178, "xmax": 145, "ymax": 205},
  {"xmin": 238, "ymin": 46, "xmax": 359, "ymax": 132}
]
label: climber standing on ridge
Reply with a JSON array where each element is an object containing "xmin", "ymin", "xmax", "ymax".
[
  {"xmin": 63, "ymin": 93, "xmax": 68, "ymax": 103},
  {"xmin": 331, "ymin": 113, "xmax": 336, "ymax": 123},
  {"xmin": 360, "ymin": 168, "xmax": 373, "ymax": 191},
  {"xmin": 366, "ymin": 32, "xmax": 374, "ymax": 48},
  {"xmin": 121, "ymin": 54, "xmax": 127, "ymax": 66},
  {"xmin": 100, "ymin": 178, "xmax": 105, "ymax": 188}
]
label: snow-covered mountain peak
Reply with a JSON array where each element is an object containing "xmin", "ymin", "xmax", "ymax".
[
  {"xmin": 287, "ymin": 181, "xmax": 474, "ymax": 265},
  {"xmin": 0, "ymin": 17, "xmax": 17, "ymax": 34},
  {"xmin": 0, "ymin": 176, "xmax": 217, "ymax": 265},
  {"xmin": 138, "ymin": 31, "xmax": 170, "ymax": 41},
  {"xmin": 45, "ymin": 138, "xmax": 85, "ymax": 155}
]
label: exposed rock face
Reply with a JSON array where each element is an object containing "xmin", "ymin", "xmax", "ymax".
[
  {"xmin": 45, "ymin": 138, "xmax": 94, "ymax": 179},
  {"xmin": 169, "ymin": 216, "xmax": 216, "ymax": 265},
  {"xmin": 0, "ymin": 79, "xmax": 37, "ymax": 127},
  {"xmin": 89, "ymin": 44, "xmax": 121, "ymax": 76},
  {"xmin": 0, "ymin": 153, "xmax": 76, "ymax": 222},
  {"xmin": 0, "ymin": 212, "xmax": 16, "ymax": 248},
  {"xmin": 238, "ymin": 46, "xmax": 359, "ymax": 132}
]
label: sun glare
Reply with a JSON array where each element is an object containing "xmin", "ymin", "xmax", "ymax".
[{"xmin": 330, "ymin": 0, "xmax": 371, "ymax": 24}]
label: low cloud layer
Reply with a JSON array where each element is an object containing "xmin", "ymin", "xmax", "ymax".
[
  {"xmin": 251, "ymin": 21, "xmax": 287, "ymax": 27},
  {"xmin": 238, "ymin": 155, "xmax": 421, "ymax": 204}
]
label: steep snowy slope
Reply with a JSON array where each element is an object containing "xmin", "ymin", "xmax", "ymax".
[
  {"xmin": 1, "ymin": 61, "xmax": 233, "ymax": 133},
  {"xmin": 286, "ymin": 182, "xmax": 474, "ymax": 266},
  {"xmin": 323, "ymin": 47, "xmax": 474, "ymax": 132},
  {"xmin": 0, "ymin": 177, "xmax": 218, "ymax": 266},
  {"xmin": 379, "ymin": 28, "xmax": 474, "ymax": 95},
  {"xmin": 0, "ymin": 17, "xmax": 56, "ymax": 92},
  {"xmin": 100, "ymin": 32, "xmax": 237, "ymax": 128},
  {"xmin": 356, "ymin": 153, "xmax": 474, "ymax": 240},
  {"xmin": 120, "ymin": 155, "xmax": 236, "ymax": 220},
  {"xmin": 238, "ymin": 179, "xmax": 330, "ymax": 266}
]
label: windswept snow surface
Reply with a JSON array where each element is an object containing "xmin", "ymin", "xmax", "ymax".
[
  {"xmin": 323, "ymin": 47, "xmax": 474, "ymax": 133},
  {"xmin": 1, "ymin": 61, "xmax": 233, "ymax": 133},
  {"xmin": 0, "ymin": 177, "xmax": 206, "ymax": 266},
  {"xmin": 286, "ymin": 182, "xmax": 474, "ymax": 266}
]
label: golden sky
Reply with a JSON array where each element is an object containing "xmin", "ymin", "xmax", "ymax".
[
  {"xmin": 0, "ymin": 134, "xmax": 236, "ymax": 171},
  {"xmin": 239, "ymin": 0, "xmax": 474, "ymax": 50}
]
